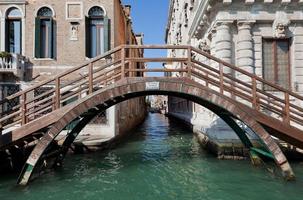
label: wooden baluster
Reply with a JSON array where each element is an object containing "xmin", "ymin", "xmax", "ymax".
[
  {"xmin": 121, "ymin": 47, "xmax": 125, "ymax": 79},
  {"xmin": 88, "ymin": 62, "xmax": 93, "ymax": 94},
  {"xmin": 55, "ymin": 77, "xmax": 60, "ymax": 109},
  {"xmin": 187, "ymin": 47, "xmax": 192, "ymax": 78},
  {"xmin": 252, "ymin": 76, "xmax": 258, "ymax": 109},
  {"xmin": 21, "ymin": 93, "xmax": 27, "ymax": 125},
  {"xmin": 284, "ymin": 92, "xmax": 290, "ymax": 124},
  {"xmin": 219, "ymin": 62, "xmax": 224, "ymax": 94}
]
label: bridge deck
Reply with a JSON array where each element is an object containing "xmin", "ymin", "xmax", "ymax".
[{"xmin": 0, "ymin": 45, "xmax": 302, "ymax": 183}]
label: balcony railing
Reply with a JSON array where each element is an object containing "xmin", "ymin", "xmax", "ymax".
[{"xmin": 0, "ymin": 53, "xmax": 28, "ymax": 79}]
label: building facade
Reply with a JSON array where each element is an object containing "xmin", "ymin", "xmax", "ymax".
[
  {"xmin": 166, "ymin": 0, "xmax": 303, "ymax": 149},
  {"xmin": 0, "ymin": 0, "xmax": 146, "ymax": 147}
]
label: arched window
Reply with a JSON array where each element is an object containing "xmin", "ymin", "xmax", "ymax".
[
  {"xmin": 35, "ymin": 7, "xmax": 55, "ymax": 58},
  {"xmin": 86, "ymin": 6, "xmax": 110, "ymax": 58},
  {"xmin": 5, "ymin": 7, "xmax": 22, "ymax": 54}
]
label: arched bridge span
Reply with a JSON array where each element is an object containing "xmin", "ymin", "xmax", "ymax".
[
  {"xmin": 18, "ymin": 77, "xmax": 294, "ymax": 185},
  {"xmin": 0, "ymin": 45, "xmax": 302, "ymax": 185}
]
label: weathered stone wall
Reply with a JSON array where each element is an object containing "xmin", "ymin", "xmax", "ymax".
[
  {"xmin": 0, "ymin": 0, "xmax": 146, "ymax": 144},
  {"xmin": 166, "ymin": 0, "xmax": 303, "ymax": 143}
]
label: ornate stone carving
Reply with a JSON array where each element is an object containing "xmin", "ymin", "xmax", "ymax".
[
  {"xmin": 70, "ymin": 23, "xmax": 79, "ymax": 41},
  {"xmin": 273, "ymin": 12, "xmax": 290, "ymax": 38},
  {"xmin": 197, "ymin": 39, "xmax": 210, "ymax": 53}
]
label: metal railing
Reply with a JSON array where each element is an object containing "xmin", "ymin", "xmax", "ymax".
[{"xmin": 0, "ymin": 45, "xmax": 302, "ymax": 133}]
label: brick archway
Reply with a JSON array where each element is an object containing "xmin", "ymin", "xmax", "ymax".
[{"xmin": 17, "ymin": 77, "xmax": 294, "ymax": 185}]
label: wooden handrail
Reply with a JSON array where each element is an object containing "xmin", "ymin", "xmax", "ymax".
[
  {"xmin": 0, "ymin": 44, "xmax": 302, "ymax": 133},
  {"xmin": 191, "ymin": 47, "xmax": 303, "ymax": 101}
]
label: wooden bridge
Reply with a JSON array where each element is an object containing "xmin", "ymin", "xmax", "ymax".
[{"xmin": 0, "ymin": 45, "xmax": 303, "ymax": 185}]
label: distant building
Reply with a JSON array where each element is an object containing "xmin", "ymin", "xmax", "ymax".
[
  {"xmin": 166, "ymin": 0, "xmax": 303, "ymax": 150},
  {"xmin": 0, "ymin": 0, "xmax": 146, "ymax": 148},
  {"xmin": 150, "ymin": 95, "xmax": 167, "ymax": 113}
]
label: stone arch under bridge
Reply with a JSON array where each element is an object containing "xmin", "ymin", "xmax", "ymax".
[{"xmin": 17, "ymin": 77, "xmax": 294, "ymax": 185}]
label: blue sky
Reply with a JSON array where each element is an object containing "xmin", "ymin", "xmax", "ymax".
[
  {"xmin": 122, "ymin": 0, "xmax": 170, "ymax": 76},
  {"xmin": 122, "ymin": 0, "xmax": 169, "ymax": 45}
]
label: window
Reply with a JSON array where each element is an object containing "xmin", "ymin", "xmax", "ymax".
[
  {"xmin": 86, "ymin": 6, "xmax": 110, "ymax": 58},
  {"xmin": 35, "ymin": 7, "xmax": 55, "ymax": 58},
  {"xmin": 5, "ymin": 7, "xmax": 22, "ymax": 54},
  {"xmin": 263, "ymin": 39, "xmax": 291, "ymax": 90}
]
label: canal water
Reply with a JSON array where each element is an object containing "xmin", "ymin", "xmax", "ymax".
[{"xmin": 1, "ymin": 113, "xmax": 303, "ymax": 200}]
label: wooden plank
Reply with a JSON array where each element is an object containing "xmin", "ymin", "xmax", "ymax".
[
  {"xmin": 127, "ymin": 69, "xmax": 188, "ymax": 72},
  {"xmin": 125, "ymin": 57, "xmax": 187, "ymax": 63},
  {"xmin": 121, "ymin": 47, "xmax": 125, "ymax": 79},
  {"xmin": 187, "ymin": 47, "xmax": 192, "ymax": 78},
  {"xmin": 55, "ymin": 77, "xmax": 60, "ymax": 110},
  {"xmin": 21, "ymin": 93, "xmax": 27, "ymax": 125},
  {"xmin": 88, "ymin": 63, "xmax": 93, "ymax": 94},
  {"xmin": 219, "ymin": 63, "xmax": 224, "ymax": 94},
  {"xmin": 284, "ymin": 92, "xmax": 290, "ymax": 124}
]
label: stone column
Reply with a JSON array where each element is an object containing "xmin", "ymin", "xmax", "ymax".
[
  {"xmin": 209, "ymin": 28, "xmax": 217, "ymax": 68},
  {"xmin": 210, "ymin": 28, "xmax": 217, "ymax": 57},
  {"xmin": 0, "ymin": 17, "xmax": 5, "ymax": 52},
  {"xmin": 22, "ymin": 18, "xmax": 26, "ymax": 55},
  {"xmin": 237, "ymin": 21, "xmax": 255, "ymax": 81},
  {"xmin": 215, "ymin": 21, "xmax": 233, "ymax": 74}
]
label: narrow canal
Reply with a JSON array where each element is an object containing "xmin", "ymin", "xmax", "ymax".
[{"xmin": 1, "ymin": 113, "xmax": 303, "ymax": 200}]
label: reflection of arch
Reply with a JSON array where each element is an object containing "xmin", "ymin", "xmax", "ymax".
[
  {"xmin": 17, "ymin": 78, "xmax": 294, "ymax": 185},
  {"xmin": 35, "ymin": 5, "xmax": 55, "ymax": 17}
]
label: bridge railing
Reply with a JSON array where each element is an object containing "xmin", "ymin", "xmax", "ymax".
[
  {"xmin": 190, "ymin": 47, "xmax": 303, "ymax": 129},
  {"xmin": 0, "ymin": 45, "xmax": 302, "ymax": 133}
]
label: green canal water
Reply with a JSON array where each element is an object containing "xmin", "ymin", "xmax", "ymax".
[{"xmin": 1, "ymin": 113, "xmax": 303, "ymax": 200}]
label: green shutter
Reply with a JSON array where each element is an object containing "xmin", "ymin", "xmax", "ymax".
[
  {"xmin": 35, "ymin": 17, "xmax": 41, "ymax": 58},
  {"xmin": 5, "ymin": 20, "xmax": 9, "ymax": 52},
  {"xmin": 85, "ymin": 17, "xmax": 91, "ymax": 58},
  {"xmin": 103, "ymin": 17, "xmax": 110, "ymax": 52},
  {"xmin": 49, "ymin": 18, "xmax": 54, "ymax": 58}
]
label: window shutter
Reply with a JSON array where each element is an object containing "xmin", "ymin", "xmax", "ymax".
[
  {"xmin": 5, "ymin": 20, "xmax": 9, "ymax": 52},
  {"xmin": 276, "ymin": 40, "xmax": 290, "ymax": 89},
  {"xmin": 103, "ymin": 16, "xmax": 110, "ymax": 52},
  {"xmin": 85, "ymin": 16, "xmax": 91, "ymax": 58},
  {"xmin": 49, "ymin": 18, "xmax": 54, "ymax": 58},
  {"xmin": 263, "ymin": 40, "xmax": 275, "ymax": 90},
  {"xmin": 35, "ymin": 17, "xmax": 41, "ymax": 58}
]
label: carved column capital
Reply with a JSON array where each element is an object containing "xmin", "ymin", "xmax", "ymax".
[{"xmin": 237, "ymin": 20, "xmax": 256, "ymax": 29}]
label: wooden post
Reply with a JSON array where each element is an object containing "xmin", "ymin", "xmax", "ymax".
[
  {"xmin": 187, "ymin": 47, "xmax": 192, "ymax": 78},
  {"xmin": 284, "ymin": 92, "xmax": 290, "ymax": 124},
  {"xmin": 121, "ymin": 47, "xmax": 125, "ymax": 79},
  {"xmin": 219, "ymin": 62, "xmax": 224, "ymax": 94},
  {"xmin": 252, "ymin": 76, "xmax": 257, "ymax": 109},
  {"xmin": 55, "ymin": 77, "xmax": 60, "ymax": 110},
  {"xmin": 88, "ymin": 63, "xmax": 93, "ymax": 94},
  {"xmin": 21, "ymin": 93, "xmax": 27, "ymax": 125}
]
